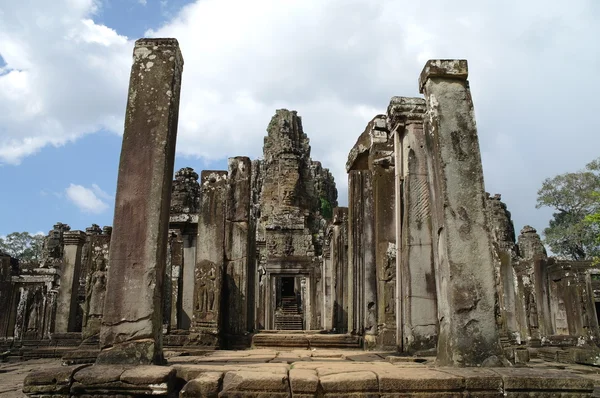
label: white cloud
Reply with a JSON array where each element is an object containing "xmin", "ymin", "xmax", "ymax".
[
  {"xmin": 65, "ymin": 183, "xmax": 109, "ymax": 214},
  {"xmin": 139, "ymin": 0, "xmax": 147, "ymax": 5},
  {"xmin": 0, "ymin": 0, "xmax": 131, "ymax": 164},
  {"xmin": 1, "ymin": 0, "xmax": 599, "ymax": 238}
]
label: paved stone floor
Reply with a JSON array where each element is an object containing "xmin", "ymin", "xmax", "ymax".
[{"xmin": 3, "ymin": 348, "xmax": 600, "ymax": 396}]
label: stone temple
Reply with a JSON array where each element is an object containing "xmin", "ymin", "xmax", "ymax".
[{"xmin": 1, "ymin": 39, "xmax": 599, "ymax": 396}]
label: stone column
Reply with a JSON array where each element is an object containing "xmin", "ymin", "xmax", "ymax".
[
  {"xmin": 517, "ymin": 226, "xmax": 550, "ymax": 345},
  {"xmin": 97, "ymin": 38, "xmax": 183, "ymax": 365},
  {"xmin": 55, "ymin": 230, "xmax": 86, "ymax": 333},
  {"xmin": 82, "ymin": 228, "xmax": 111, "ymax": 341},
  {"xmin": 419, "ymin": 59, "xmax": 503, "ymax": 366},
  {"xmin": 194, "ymin": 170, "xmax": 227, "ymax": 346},
  {"xmin": 348, "ymin": 170, "xmax": 376, "ymax": 342},
  {"xmin": 167, "ymin": 229, "xmax": 184, "ymax": 331},
  {"xmin": 0, "ymin": 253, "xmax": 15, "ymax": 338},
  {"xmin": 332, "ymin": 207, "xmax": 348, "ymax": 332},
  {"xmin": 388, "ymin": 97, "xmax": 438, "ymax": 353},
  {"xmin": 224, "ymin": 157, "xmax": 252, "ymax": 339}
]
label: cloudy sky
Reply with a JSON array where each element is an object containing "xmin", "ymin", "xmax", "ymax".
[{"xmin": 1, "ymin": 0, "xmax": 599, "ymax": 241}]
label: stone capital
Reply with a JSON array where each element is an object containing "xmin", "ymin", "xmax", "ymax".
[
  {"xmin": 418, "ymin": 59, "xmax": 468, "ymax": 93},
  {"xmin": 62, "ymin": 230, "xmax": 86, "ymax": 246},
  {"xmin": 386, "ymin": 96, "xmax": 426, "ymax": 128}
]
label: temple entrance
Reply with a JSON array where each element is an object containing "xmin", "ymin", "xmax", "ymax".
[{"xmin": 274, "ymin": 276, "xmax": 304, "ymax": 330}]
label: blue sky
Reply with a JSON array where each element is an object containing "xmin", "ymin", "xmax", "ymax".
[{"xmin": 1, "ymin": 0, "xmax": 599, "ymax": 239}]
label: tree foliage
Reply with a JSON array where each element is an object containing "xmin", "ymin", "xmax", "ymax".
[
  {"xmin": 536, "ymin": 158, "xmax": 600, "ymax": 260},
  {"xmin": 320, "ymin": 197, "xmax": 333, "ymax": 220},
  {"xmin": 0, "ymin": 232, "xmax": 45, "ymax": 263}
]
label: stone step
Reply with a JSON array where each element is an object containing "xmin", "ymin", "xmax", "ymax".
[{"xmin": 252, "ymin": 333, "xmax": 361, "ymax": 348}]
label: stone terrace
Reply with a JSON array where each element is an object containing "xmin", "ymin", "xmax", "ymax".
[{"xmin": 8, "ymin": 348, "xmax": 600, "ymax": 397}]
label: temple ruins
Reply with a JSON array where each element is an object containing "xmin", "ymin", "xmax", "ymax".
[{"xmin": 0, "ymin": 40, "xmax": 597, "ymax": 396}]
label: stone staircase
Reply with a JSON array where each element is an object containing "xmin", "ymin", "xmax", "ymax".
[{"xmin": 275, "ymin": 296, "xmax": 303, "ymax": 330}]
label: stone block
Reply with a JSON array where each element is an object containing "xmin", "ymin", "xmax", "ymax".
[
  {"xmin": 71, "ymin": 364, "xmax": 128, "ymax": 386},
  {"xmin": 437, "ymin": 367, "xmax": 503, "ymax": 396},
  {"xmin": 120, "ymin": 365, "xmax": 175, "ymax": 385},
  {"xmin": 220, "ymin": 370, "xmax": 289, "ymax": 397},
  {"xmin": 492, "ymin": 368, "xmax": 593, "ymax": 394},
  {"xmin": 23, "ymin": 364, "xmax": 89, "ymax": 395},
  {"xmin": 180, "ymin": 372, "xmax": 223, "ymax": 398},
  {"xmin": 376, "ymin": 367, "xmax": 463, "ymax": 393},
  {"xmin": 319, "ymin": 370, "xmax": 378, "ymax": 395},
  {"xmin": 289, "ymin": 368, "xmax": 319, "ymax": 396}
]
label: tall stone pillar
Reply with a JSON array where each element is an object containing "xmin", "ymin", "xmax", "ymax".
[
  {"xmin": 82, "ymin": 227, "xmax": 111, "ymax": 341},
  {"xmin": 0, "ymin": 253, "xmax": 15, "ymax": 338},
  {"xmin": 516, "ymin": 226, "xmax": 550, "ymax": 344},
  {"xmin": 194, "ymin": 170, "xmax": 227, "ymax": 346},
  {"xmin": 224, "ymin": 157, "xmax": 252, "ymax": 340},
  {"xmin": 98, "ymin": 38, "xmax": 183, "ymax": 365},
  {"xmin": 388, "ymin": 97, "xmax": 438, "ymax": 353},
  {"xmin": 348, "ymin": 170, "xmax": 376, "ymax": 341},
  {"xmin": 419, "ymin": 59, "xmax": 503, "ymax": 366},
  {"xmin": 55, "ymin": 230, "xmax": 86, "ymax": 333},
  {"xmin": 331, "ymin": 207, "xmax": 348, "ymax": 332}
]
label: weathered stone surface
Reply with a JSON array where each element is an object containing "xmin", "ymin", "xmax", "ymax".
[
  {"xmin": 98, "ymin": 38, "xmax": 183, "ymax": 365},
  {"xmin": 23, "ymin": 364, "xmax": 88, "ymax": 394},
  {"xmin": 220, "ymin": 370, "xmax": 289, "ymax": 396},
  {"xmin": 347, "ymin": 169, "xmax": 377, "ymax": 340},
  {"xmin": 224, "ymin": 157, "xmax": 252, "ymax": 339},
  {"xmin": 171, "ymin": 167, "xmax": 200, "ymax": 214},
  {"xmin": 492, "ymin": 367, "xmax": 593, "ymax": 392},
  {"xmin": 180, "ymin": 372, "xmax": 223, "ymax": 398},
  {"xmin": 54, "ymin": 230, "xmax": 85, "ymax": 333},
  {"xmin": 388, "ymin": 96, "xmax": 438, "ymax": 353},
  {"xmin": 289, "ymin": 368, "xmax": 319, "ymax": 395},
  {"xmin": 120, "ymin": 365, "xmax": 175, "ymax": 384},
  {"xmin": 193, "ymin": 170, "xmax": 228, "ymax": 346},
  {"xmin": 420, "ymin": 59, "xmax": 503, "ymax": 366},
  {"xmin": 486, "ymin": 193, "xmax": 520, "ymax": 346},
  {"xmin": 319, "ymin": 370, "xmax": 379, "ymax": 395},
  {"xmin": 82, "ymin": 227, "xmax": 111, "ymax": 340}
]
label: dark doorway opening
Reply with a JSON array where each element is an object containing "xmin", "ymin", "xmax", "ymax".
[
  {"xmin": 274, "ymin": 276, "xmax": 304, "ymax": 330},
  {"xmin": 281, "ymin": 277, "xmax": 295, "ymax": 297},
  {"xmin": 595, "ymin": 302, "xmax": 600, "ymax": 327}
]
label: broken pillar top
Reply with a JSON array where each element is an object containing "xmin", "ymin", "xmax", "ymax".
[
  {"xmin": 346, "ymin": 114, "xmax": 388, "ymax": 172},
  {"xmin": 418, "ymin": 59, "xmax": 469, "ymax": 93},
  {"xmin": 386, "ymin": 96, "xmax": 426, "ymax": 128}
]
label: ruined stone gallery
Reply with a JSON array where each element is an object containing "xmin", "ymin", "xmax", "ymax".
[{"xmin": 1, "ymin": 41, "xmax": 599, "ymax": 378}]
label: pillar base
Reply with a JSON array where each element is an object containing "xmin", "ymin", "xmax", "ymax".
[{"xmin": 96, "ymin": 339, "xmax": 164, "ymax": 365}]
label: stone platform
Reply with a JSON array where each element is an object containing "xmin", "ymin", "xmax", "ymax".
[{"xmin": 6, "ymin": 348, "xmax": 600, "ymax": 397}]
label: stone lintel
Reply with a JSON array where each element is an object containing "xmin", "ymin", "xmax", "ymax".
[
  {"xmin": 418, "ymin": 59, "xmax": 468, "ymax": 94},
  {"xmin": 62, "ymin": 231, "xmax": 87, "ymax": 246},
  {"xmin": 386, "ymin": 96, "xmax": 426, "ymax": 129}
]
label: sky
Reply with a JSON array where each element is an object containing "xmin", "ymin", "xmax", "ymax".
[{"xmin": 0, "ymin": 0, "xmax": 599, "ymax": 242}]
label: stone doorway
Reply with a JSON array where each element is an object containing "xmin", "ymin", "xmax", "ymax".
[{"xmin": 274, "ymin": 276, "xmax": 304, "ymax": 330}]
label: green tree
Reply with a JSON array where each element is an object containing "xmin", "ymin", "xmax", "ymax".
[
  {"xmin": 0, "ymin": 232, "xmax": 45, "ymax": 263},
  {"xmin": 536, "ymin": 158, "xmax": 600, "ymax": 260},
  {"xmin": 320, "ymin": 197, "xmax": 333, "ymax": 220}
]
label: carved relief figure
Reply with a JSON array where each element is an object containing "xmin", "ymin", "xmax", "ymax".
[{"xmin": 196, "ymin": 262, "xmax": 217, "ymax": 314}]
